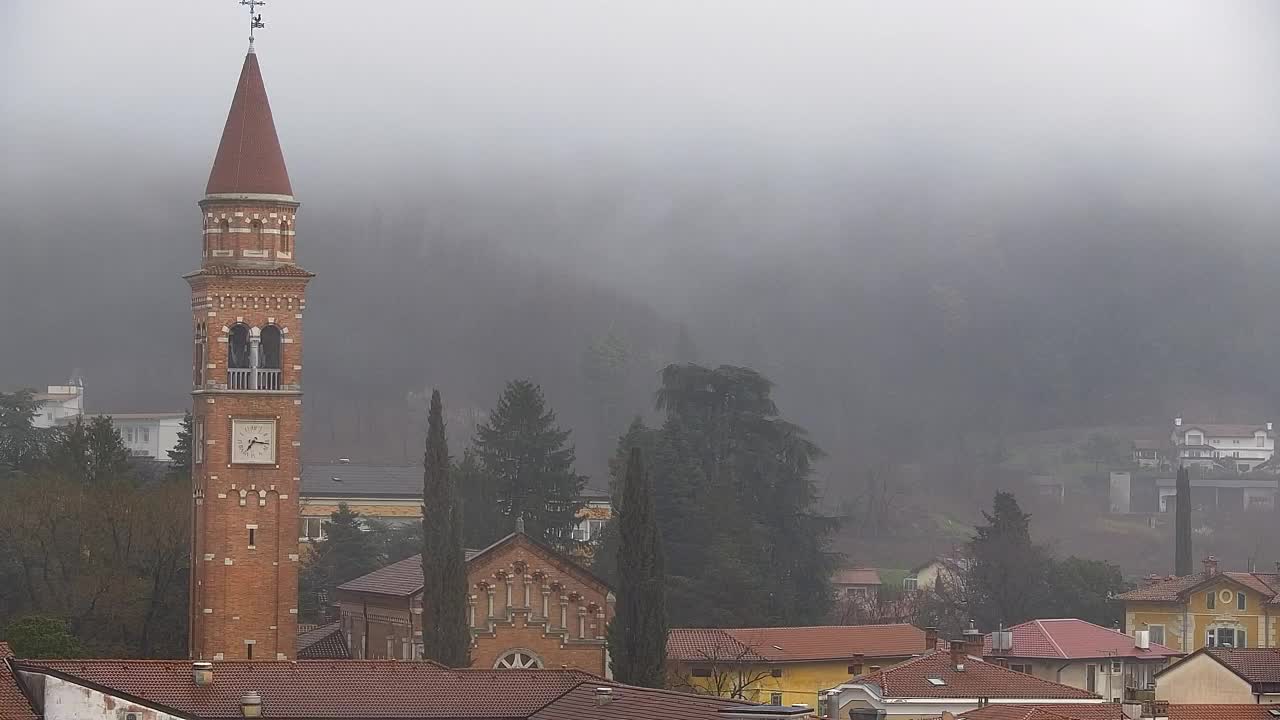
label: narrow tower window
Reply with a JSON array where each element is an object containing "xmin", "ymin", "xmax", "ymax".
[
  {"xmin": 248, "ymin": 528, "xmax": 256, "ymax": 547},
  {"xmin": 216, "ymin": 219, "xmax": 230, "ymax": 253},
  {"xmin": 252, "ymin": 220, "xmax": 264, "ymax": 252},
  {"xmin": 280, "ymin": 221, "xmax": 291, "ymax": 253}
]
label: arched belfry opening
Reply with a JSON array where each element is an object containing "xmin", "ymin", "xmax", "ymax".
[{"xmin": 259, "ymin": 325, "xmax": 282, "ymax": 390}]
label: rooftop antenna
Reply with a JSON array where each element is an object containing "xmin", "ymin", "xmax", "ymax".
[{"xmin": 239, "ymin": 0, "xmax": 267, "ymax": 50}]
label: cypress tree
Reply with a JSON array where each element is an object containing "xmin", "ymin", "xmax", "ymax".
[
  {"xmin": 421, "ymin": 390, "xmax": 471, "ymax": 667},
  {"xmin": 1175, "ymin": 465, "xmax": 1192, "ymax": 576},
  {"xmin": 608, "ymin": 447, "xmax": 667, "ymax": 687}
]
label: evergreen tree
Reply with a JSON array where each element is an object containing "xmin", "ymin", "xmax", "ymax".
[
  {"xmin": 299, "ymin": 504, "xmax": 386, "ymax": 622},
  {"xmin": 46, "ymin": 416, "xmax": 131, "ymax": 485},
  {"xmin": 967, "ymin": 491, "xmax": 1051, "ymax": 629},
  {"xmin": 1175, "ymin": 465, "xmax": 1192, "ymax": 576},
  {"xmin": 608, "ymin": 448, "xmax": 667, "ymax": 687},
  {"xmin": 471, "ymin": 380, "xmax": 586, "ymax": 550},
  {"xmin": 456, "ymin": 449, "xmax": 502, "ymax": 548},
  {"xmin": 420, "ymin": 390, "xmax": 471, "ymax": 667},
  {"xmin": 166, "ymin": 411, "xmax": 193, "ymax": 483},
  {"xmin": 2, "ymin": 616, "xmax": 84, "ymax": 658}
]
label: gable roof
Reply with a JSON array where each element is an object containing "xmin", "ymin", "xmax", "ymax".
[
  {"xmin": 206, "ymin": 49, "xmax": 292, "ymax": 197},
  {"xmin": 0, "ymin": 644, "xmax": 38, "ymax": 720},
  {"xmin": 337, "ymin": 533, "xmax": 610, "ymax": 598},
  {"xmin": 982, "ymin": 619, "xmax": 1180, "ymax": 660},
  {"xmin": 1116, "ymin": 571, "xmax": 1280, "ymax": 604},
  {"xmin": 1157, "ymin": 647, "xmax": 1280, "ymax": 688},
  {"xmin": 296, "ymin": 622, "xmax": 350, "ymax": 660},
  {"xmin": 11, "ymin": 659, "xmax": 738, "ymax": 720},
  {"xmin": 668, "ymin": 625, "xmax": 926, "ymax": 663},
  {"xmin": 1176, "ymin": 424, "xmax": 1269, "ymax": 438},
  {"xmin": 959, "ymin": 704, "xmax": 1126, "ymax": 720},
  {"xmin": 849, "ymin": 650, "xmax": 1099, "ymax": 700},
  {"xmin": 832, "ymin": 568, "xmax": 882, "ymax": 586}
]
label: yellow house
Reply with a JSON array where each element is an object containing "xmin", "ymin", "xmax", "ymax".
[
  {"xmin": 666, "ymin": 624, "xmax": 932, "ymax": 709},
  {"xmin": 1118, "ymin": 556, "xmax": 1279, "ymax": 652}
]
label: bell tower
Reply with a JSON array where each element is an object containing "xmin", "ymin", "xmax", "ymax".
[{"xmin": 187, "ymin": 44, "xmax": 312, "ymax": 661}]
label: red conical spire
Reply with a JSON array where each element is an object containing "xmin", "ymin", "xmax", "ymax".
[{"xmin": 205, "ymin": 48, "xmax": 293, "ymax": 197}]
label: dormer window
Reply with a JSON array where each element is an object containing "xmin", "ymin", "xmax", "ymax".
[{"xmin": 1187, "ymin": 432, "xmax": 1203, "ymax": 445}]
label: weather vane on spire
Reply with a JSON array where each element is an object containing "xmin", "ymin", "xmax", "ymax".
[{"xmin": 239, "ymin": 0, "xmax": 267, "ymax": 48}]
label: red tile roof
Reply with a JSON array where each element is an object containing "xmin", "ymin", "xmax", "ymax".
[
  {"xmin": 184, "ymin": 265, "xmax": 315, "ymax": 279},
  {"xmin": 832, "ymin": 568, "xmax": 882, "ymax": 586},
  {"xmin": 529, "ymin": 683, "xmax": 744, "ymax": 720},
  {"xmin": 958, "ymin": 704, "xmax": 1126, "ymax": 720},
  {"xmin": 1116, "ymin": 571, "xmax": 1280, "ymax": 604},
  {"xmin": 853, "ymin": 650, "xmax": 1099, "ymax": 700},
  {"xmin": 1199, "ymin": 648, "xmax": 1280, "ymax": 684},
  {"xmin": 982, "ymin": 619, "xmax": 1180, "ymax": 660},
  {"xmin": 11, "ymin": 659, "xmax": 736, "ymax": 720},
  {"xmin": 206, "ymin": 50, "xmax": 293, "ymax": 197},
  {"xmin": 668, "ymin": 625, "xmax": 926, "ymax": 663},
  {"xmin": 0, "ymin": 644, "xmax": 37, "ymax": 720},
  {"xmin": 1166, "ymin": 705, "xmax": 1280, "ymax": 720}
]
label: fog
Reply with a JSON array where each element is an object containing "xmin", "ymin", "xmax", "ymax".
[{"xmin": 4, "ymin": 2, "xmax": 1280, "ymax": 563}]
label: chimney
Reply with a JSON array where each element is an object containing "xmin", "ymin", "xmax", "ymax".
[
  {"xmin": 949, "ymin": 639, "xmax": 968, "ymax": 670},
  {"xmin": 192, "ymin": 662, "xmax": 213, "ymax": 687},
  {"xmin": 1144, "ymin": 573, "xmax": 1161, "ymax": 587},
  {"xmin": 594, "ymin": 687, "xmax": 613, "ymax": 706},
  {"xmin": 1175, "ymin": 466, "xmax": 1192, "ymax": 577},
  {"xmin": 1174, "ymin": 416, "xmax": 1183, "ymax": 427},
  {"xmin": 924, "ymin": 627, "xmax": 938, "ymax": 651},
  {"xmin": 1267, "ymin": 422, "xmax": 1274, "ymax": 432},
  {"xmin": 1203, "ymin": 555, "xmax": 1219, "ymax": 576},
  {"xmin": 240, "ymin": 692, "xmax": 262, "ymax": 718}
]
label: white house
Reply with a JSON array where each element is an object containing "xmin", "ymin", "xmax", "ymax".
[
  {"xmin": 62, "ymin": 412, "xmax": 186, "ymax": 459},
  {"xmin": 30, "ymin": 380, "xmax": 84, "ymax": 428},
  {"xmin": 1170, "ymin": 418, "xmax": 1274, "ymax": 472}
]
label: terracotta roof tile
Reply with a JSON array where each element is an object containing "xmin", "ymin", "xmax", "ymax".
[
  {"xmin": 11, "ymin": 660, "xmax": 740, "ymax": 720},
  {"xmin": 982, "ymin": 619, "xmax": 1180, "ymax": 660},
  {"xmin": 296, "ymin": 622, "xmax": 350, "ymax": 659},
  {"xmin": 854, "ymin": 650, "xmax": 1099, "ymax": 700},
  {"xmin": 1201, "ymin": 648, "xmax": 1280, "ymax": 684},
  {"xmin": 529, "ymin": 683, "xmax": 744, "ymax": 720},
  {"xmin": 1116, "ymin": 573, "xmax": 1210, "ymax": 602},
  {"xmin": 668, "ymin": 625, "xmax": 925, "ymax": 663},
  {"xmin": 832, "ymin": 568, "xmax": 882, "ymax": 586},
  {"xmin": 185, "ymin": 264, "xmax": 315, "ymax": 278},
  {"xmin": 959, "ymin": 704, "xmax": 1126, "ymax": 720},
  {"xmin": 1166, "ymin": 705, "xmax": 1280, "ymax": 720},
  {"xmin": 0, "ymin": 644, "xmax": 38, "ymax": 720},
  {"xmin": 206, "ymin": 51, "xmax": 292, "ymax": 197}
]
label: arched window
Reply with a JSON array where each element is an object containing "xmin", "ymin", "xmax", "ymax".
[
  {"xmin": 280, "ymin": 221, "xmax": 291, "ymax": 253},
  {"xmin": 260, "ymin": 325, "xmax": 282, "ymax": 369},
  {"xmin": 216, "ymin": 219, "xmax": 230, "ymax": 252},
  {"xmin": 493, "ymin": 649, "xmax": 543, "ymax": 669},
  {"xmin": 228, "ymin": 324, "xmax": 251, "ymax": 368},
  {"xmin": 252, "ymin": 220, "xmax": 264, "ymax": 251}
]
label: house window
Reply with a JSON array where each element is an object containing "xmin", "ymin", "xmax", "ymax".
[
  {"xmin": 1207, "ymin": 592, "xmax": 1216, "ymax": 610},
  {"xmin": 1207, "ymin": 627, "xmax": 1245, "ymax": 648},
  {"xmin": 770, "ymin": 693, "xmax": 784, "ymax": 706},
  {"xmin": 1111, "ymin": 661, "xmax": 1122, "ymax": 674},
  {"xmin": 848, "ymin": 664, "xmax": 863, "ymax": 675},
  {"xmin": 1238, "ymin": 592, "xmax": 1246, "ymax": 611},
  {"xmin": 141, "ymin": 426, "xmax": 149, "ymax": 443},
  {"xmin": 771, "ymin": 668, "xmax": 783, "ymax": 678},
  {"xmin": 902, "ymin": 577, "xmax": 918, "ymax": 591},
  {"xmin": 1010, "ymin": 664, "xmax": 1032, "ymax": 675},
  {"xmin": 126, "ymin": 427, "xmax": 135, "ymax": 443},
  {"xmin": 1258, "ymin": 434, "xmax": 1266, "ymax": 448},
  {"xmin": 1148, "ymin": 625, "xmax": 1165, "ymax": 646},
  {"xmin": 302, "ymin": 517, "xmax": 327, "ymax": 541},
  {"xmin": 691, "ymin": 667, "xmax": 712, "ymax": 678}
]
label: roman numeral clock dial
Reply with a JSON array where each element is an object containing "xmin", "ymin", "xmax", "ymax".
[{"xmin": 231, "ymin": 419, "xmax": 277, "ymax": 464}]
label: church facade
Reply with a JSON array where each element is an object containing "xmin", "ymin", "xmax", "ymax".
[{"xmin": 187, "ymin": 46, "xmax": 311, "ymax": 661}]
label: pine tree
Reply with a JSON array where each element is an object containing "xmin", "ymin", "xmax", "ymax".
[
  {"xmin": 608, "ymin": 447, "xmax": 667, "ymax": 687},
  {"xmin": 472, "ymin": 380, "xmax": 586, "ymax": 550},
  {"xmin": 968, "ymin": 491, "xmax": 1051, "ymax": 629},
  {"xmin": 299, "ymin": 504, "xmax": 385, "ymax": 622},
  {"xmin": 166, "ymin": 411, "xmax": 193, "ymax": 483},
  {"xmin": 420, "ymin": 390, "xmax": 471, "ymax": 667}
]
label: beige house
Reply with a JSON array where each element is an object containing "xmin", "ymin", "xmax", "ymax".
[{"xmin": 1155, "ymin": 647, "xmax": 1280, "ymax": 705}]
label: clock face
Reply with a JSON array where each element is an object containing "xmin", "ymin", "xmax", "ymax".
[{"xmin": 231, "ymin": 419, "xmax": 276, "ymax": 464}]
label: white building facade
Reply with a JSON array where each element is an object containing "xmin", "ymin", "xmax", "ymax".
[{"xmin": 1171, "ymin": 419, "xmax": 1274, "ymax": 472}]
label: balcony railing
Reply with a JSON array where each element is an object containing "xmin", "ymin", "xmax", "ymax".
[{"xmin": 227, "ymin": 368, "xmax": 283, "ymax": 391}]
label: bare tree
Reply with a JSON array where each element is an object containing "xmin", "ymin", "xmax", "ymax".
[{"xmin": 668, "ymin": 633, "xmax": 775, "ymax": 701}]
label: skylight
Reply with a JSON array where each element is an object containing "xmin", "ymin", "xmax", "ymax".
[{"xmin": 926, "ymin": 678, "xmax": 946, "ymax": 686}]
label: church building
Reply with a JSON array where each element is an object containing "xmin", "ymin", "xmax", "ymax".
[{"xmin": 186, "ymin": 44, "xmax": 311, "ymax": 661}]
